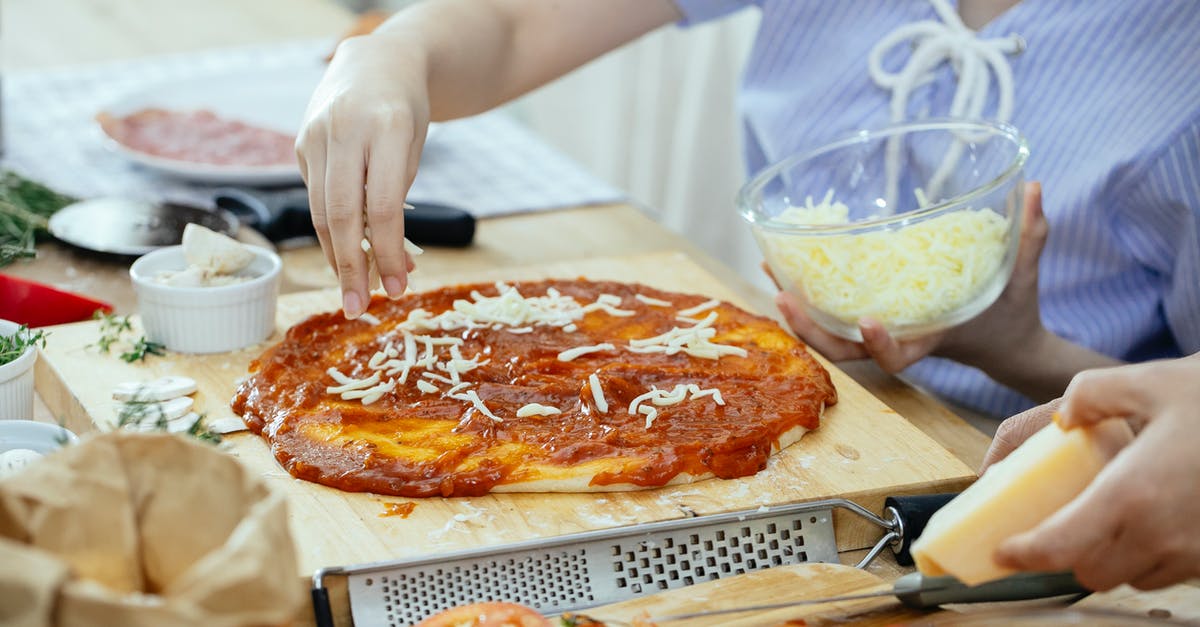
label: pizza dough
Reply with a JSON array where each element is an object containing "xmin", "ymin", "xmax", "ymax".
[{"xmin": 232, "ymin": 280, "xmax": 836, "ymax": 497}]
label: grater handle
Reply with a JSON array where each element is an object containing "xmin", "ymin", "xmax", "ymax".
[
  {"xmin": 884, "ymin": 493, "xmax": 958, "ymax": 566},
  {"xmin": 892, "ymin": 570, "xmax": 1087, "ymax": 608},
  {"xmin": 312, "ymin": 586, "xmax": 335, "ymax": 627}
]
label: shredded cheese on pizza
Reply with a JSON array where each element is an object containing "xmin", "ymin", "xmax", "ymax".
[
  {"xmin": 588, "ymin": 373, "xmax": 608, "ymax": 413},
  {"xmin": 635, "ymin": 294, "xmax": 673, "ymax": 307},
  {"xmin": 627, "ymin": 312, "xmax": 749, "ymax": 360},
  {"xmin": 557, "ymin": 343, "xmax": 617, "ymax": 362},
  {"xmin": 628, "ymin": 383, "xmax": 727, "ymax": 429},
  {"xmin": 416, "ymin": 380, "xmax": 439, "ymax": 394},
  {"xmin": 324, "ymin": 284, "xmax": 746, "ymax": 428},
  {"xmin": 677, "ymin": 298, "xmax": 721, "ymax": 318},
  {"xmin": 449, "ymin": 388, "xmax": 502, "ymax": 422},
  {"xmin": 516, "ymin": 403, "xmax": 562, "ymax": 418}
]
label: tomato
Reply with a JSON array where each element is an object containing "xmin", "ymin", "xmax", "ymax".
[{"xmin": 414, "ymin": 601, "xmax": 552, "ymax": 627}]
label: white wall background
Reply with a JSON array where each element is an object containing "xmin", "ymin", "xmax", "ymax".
[{"xmin": 508, "ymin": 11, "xmax": 768, "ymax": 290}]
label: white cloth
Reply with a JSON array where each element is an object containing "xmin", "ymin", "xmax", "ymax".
[{"xmin": 1, "ymin": 40, "xmax": 624, "ymax": 218}]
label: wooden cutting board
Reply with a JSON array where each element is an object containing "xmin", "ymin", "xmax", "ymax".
[
  {"xmin": 584, "ymin": 562, "xmax": 925, "ymax": 626},
  {"xmin": 35, "ymin": 251, "xmax": 975, "ymax": 575}
]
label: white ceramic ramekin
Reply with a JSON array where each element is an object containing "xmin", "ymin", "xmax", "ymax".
[
  {"xmin": 129, "ymin": 245, "xmax": 282, "ymax": 354},
  {"xmin": 0, "ymin": 419, "xmax": 78, "ymax": 454},
  {"xmin": 0, "ymin": 319, "xmax": 37, "ymax": 420}
]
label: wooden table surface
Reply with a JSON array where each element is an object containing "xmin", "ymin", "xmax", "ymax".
[{"xmin": 4, "ymin": 0, "xmax": 1196, "ymax": 624}]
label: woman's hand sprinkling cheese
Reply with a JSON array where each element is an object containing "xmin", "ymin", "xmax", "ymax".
[{"xmin": 294, "ymin": 1, "xmax": 681, "ymax": 319}]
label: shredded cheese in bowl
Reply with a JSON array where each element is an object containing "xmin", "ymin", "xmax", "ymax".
[{"xmin": 759, "ymin": 192, "xmax": 1013, "ymax": 340}]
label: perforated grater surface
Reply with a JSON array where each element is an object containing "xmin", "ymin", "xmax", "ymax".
[{"xmin": 311, "ymin": 498, "xmax": 901, "ymax": 627}]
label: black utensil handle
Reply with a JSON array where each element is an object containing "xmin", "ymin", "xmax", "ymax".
[
  {"xmin": 892, "ymin": 571, "xmax": 1087, "ymax": 609},
  {"xmin": 885, "ymin": 492, "xmax": 959, "ymax": 566},
  {"xmin": 214, "ymin": 187, "xmax": 475, "ymax": 246},
  {"xmin": 404, "ymin": 201, "xmax": 475, "ymax": 247},
  {"xmin": 311, "ymin": 586, "xmax": 336, "ymax": 627}
]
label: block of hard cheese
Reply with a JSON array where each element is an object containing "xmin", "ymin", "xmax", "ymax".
[{"xmin": 910, "ymin": 418, "xmax": 1132, "ymax": 585}]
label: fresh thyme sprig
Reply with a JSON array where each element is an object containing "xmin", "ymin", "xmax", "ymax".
[
  {"xmin": 0, "ymin": 171, "xmax": 77, "ymax": 267},
  {"xmin": 0, "ymin": 324, "xmax": 47, "ymax": 366},
  {"xmin": 121, "ymin": 336, "xmax": 167, "ymax": 363},
  {"xmin": 91, "ymin": 311, "xmax": 166, "ymax": 362}
]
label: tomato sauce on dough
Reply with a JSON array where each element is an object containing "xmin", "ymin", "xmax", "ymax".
[{"xmin": 232, "ymin": 280, "xmax": 837, "ymax": 497}]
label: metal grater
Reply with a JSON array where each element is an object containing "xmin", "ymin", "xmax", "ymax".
[{"xmin": 312, "ymin": 498, "xmax": 900, "ymax": 627}]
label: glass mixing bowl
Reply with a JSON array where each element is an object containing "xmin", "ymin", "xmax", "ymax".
[{"xmin": 739, "ymin": 119, "xmax": 1028, "ymax": 341}]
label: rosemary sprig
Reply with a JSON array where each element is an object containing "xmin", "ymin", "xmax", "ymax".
[
  {"xmin": 0, "ymin": 171, "xmax": 77, "ymax": 267},
  {"xmin": 91, "ymin": 310, "xmax": 165, "ymax": 362},
  {"xmin": 0, "ymin": 324, "xmax": 47, "ymax": 366}
]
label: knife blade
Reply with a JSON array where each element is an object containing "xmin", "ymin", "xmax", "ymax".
[
  {"xmin": 213, "ymin": 186, "xmax": 475, "ymax": 247},
  {"xmin": 598, "ymin": 571, "xmax": 1085, "ymax": 624}
]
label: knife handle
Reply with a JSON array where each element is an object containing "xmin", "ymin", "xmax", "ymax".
[
  {"xmin": 885, "ymin": 493, "xmax": 959, "ymax": 566},
  {"xmin": 214, "ymin": 187, "xmax": 476, "ymax": 247},
  {"xmin": 892, "ymin": 571, "xmax": 1087, "ymax": 609},
  {"xmin": 403, "ymin": 201, "xmax": 475, "ymax": 247}
]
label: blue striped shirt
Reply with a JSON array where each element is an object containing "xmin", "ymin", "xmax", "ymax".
[{"xmin": 675, "ymin": 0, "xmax": 1200, "ymax": 417}]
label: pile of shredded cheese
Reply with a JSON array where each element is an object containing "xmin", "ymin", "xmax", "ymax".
[
  {"xmin": 628, "ymin": 384, "xmax": 726, "ymax": 429},
  {"xmin": 763, "ymin": 191, "xmax": 1009, "ymax": 327},
  {"xmin": 324, "ymin": 284, "xmax": 741, "ymax": 429}
]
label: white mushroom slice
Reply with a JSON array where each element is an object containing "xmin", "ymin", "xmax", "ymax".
[
  {"xmin": 182, "ymin": 223, "xmax": 255, "ymax": 274},
  {"xmin": 116, "ymin": 395, "xmax": 195, "ymax": 422},
  {"xmin": 166, "ymin": 412, "xmax": 202, "ymax": 434},
  {"xmin": 206, "ymin": 417, "xmax": 250, "ymax": 434},
  {"xmin": 112, "ymin": 376, "xmax": 198, "ymax": 402}
]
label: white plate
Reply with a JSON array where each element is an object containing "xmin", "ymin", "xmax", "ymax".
[{"xmin": 97, "ymin": 66, "xmax": 325, "ymax": 185}]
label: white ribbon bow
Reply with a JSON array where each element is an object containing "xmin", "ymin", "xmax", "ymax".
[{"xmin": 868, "ymin": 0, "xmax": 1024, "ymax": 204}]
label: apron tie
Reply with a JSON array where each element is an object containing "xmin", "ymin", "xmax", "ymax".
[{"xmin": 868, "ymin": 0, "xmax": 1024, "ymax": 204}]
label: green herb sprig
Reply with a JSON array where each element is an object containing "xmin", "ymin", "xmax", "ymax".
[
  {"xmin": 0, "ymin": 324, "xmax": 47, "ymax": 366},
  {"xmin": 116, "ymin": 392, "xmax": 222, "ymax": 445},
  {"xmin": 91, "ymin": 311, "xmax": 165, "ymax": 362},
  {"xmin": 121, "ymin": 336, "xmax": 167, "ymax": 363},
  {"xmin": 0, "ymin": 171, "xmax": 77, "ymax": 267}
]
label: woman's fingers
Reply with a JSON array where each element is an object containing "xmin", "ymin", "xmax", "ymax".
[
  {"xmin": 858, "ymin": 317, "xmax": 941, "ymax": 373},
  {"xmin": 325, "ymin": 140, "xmax": 369, "ymax": 319},
  {"xmin": 1058, "ymin": 365, "xmax": 1155, "ymax": 429},
  {"xmin": 761, "ymin": 262, "xmax": 782, "ymax": 291},
  {"xmin": 994, "ymin": 467, "xmax": 1126, "ymax": 580},
  {"xmin": 299, "ymin": 133, "xmax": 337, "ymax": 271},
  {"xmin": 1012, "ymin": 181, "xmax": 1047, "ymax": 286},
  {"xmin": 366, "ymin": 127, "xmax": 414, "ymax": 299},
  {"xmin": 776, "ymin": 291, "xmax": 868, "ymax": 360},
  {"xmin": 979, "ymin": 399, "xmax": 1058, "ymax": 472}
]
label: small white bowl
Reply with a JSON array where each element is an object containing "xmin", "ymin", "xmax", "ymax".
[
  {"xmin": 0, "ymin": 319, "xmax": 38, "ymax": 420},
  {"xmin": 0, "ymin": 420, "xmax": 78, "ymax": 455},
  {"xmin": 129, "ymin": 245, "xmax": 282, "ymax": 354}
]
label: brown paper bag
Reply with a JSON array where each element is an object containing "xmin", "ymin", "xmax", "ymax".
[{"xmin": 0, "ymin": 432, "xmax": 303, "ymax": 627}]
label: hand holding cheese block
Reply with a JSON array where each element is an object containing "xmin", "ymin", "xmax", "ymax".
[
  {"xmin": 909, "ymin": 416, "xmax": 1132, "ymax": 586},
  {"xmin": 994, "ymin": 355, "xmax": 1200, "ymax": 591}
]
